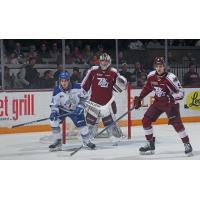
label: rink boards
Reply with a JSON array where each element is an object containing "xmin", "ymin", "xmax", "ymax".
[{"xmin": 0, "ymin": 88, "xmax": 200, "ymax": 134}]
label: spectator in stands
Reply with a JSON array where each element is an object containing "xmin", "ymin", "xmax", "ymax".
[
  {"xmin": 39, "ymin": 70, "xmax": 55, "ymax": 88},
  {"xmin": 49, "ymin": 42, "xmax": 60, "ymax": 61},
  {"xmin": 183, "ymin": 63, "xmax": 200, "ymax": 87},
  {"xmin": 25, "ymin": 57, "xmax": 40, "ymax": 88},
  {"xmin": 9, "ymin": 53, "xmax": 19, "ymax": 64},
  {"xmin": 132, "ymin": 61, "xmax": 146, "ymax": 82},
  {"xmin": 13, "ymin": 42, "xmax": 24, "ymax": 59},
  {"xmin": 65, "ymin": 45, "xmax": 73, "ymax": 64},
  {"xmin": 70, "ymin": 67, "xmax": 81, "ymax": 83},
  {"xmin": 146, "ymin": 40, "xmax": 162, "ymax": 48},
  {"xmin": 119, "ymin": 63, "xmax": 132, "ymax": 82},
  {"xmin": 39, "ymin": 43, "xmax": 51, "ymax": 62},
  {"xmin": 128, "ymin": 40, "xmax": 143, "ymax": 50},
  {"xmin": 89, "ymin": 55, "xmax": 99, "ymax": 66},
  {"xmin": 83, "ymin": 45, "xmax": 93, "ymax": 64},
  {"xmin": 54, "ymin": 64, "xmax": 64, "ymax": 82},
  {"xmin": 72, "ymin": 46, "xmax": 84, "ymax": 64},
  {"xmin": 27, "ymin": 45, "xmax": 40, "ymax": 63},
  {"xmin": 137, "ymin": 72, "xmax": 147, "ymax": 88},
  {"xmin": 96, "ymin": 44, "xmax": 104, "ymax": 58},
  {"xmin": 118, "ymin": 51, "xmax": 127, "ymax": 64},
  {"xmin": 13, "ymin": 65, "xmax": 30, "ymax": 89},
  {"xmin": 182, "ymin": 52, "xmax": 196, "ymax": 64}
]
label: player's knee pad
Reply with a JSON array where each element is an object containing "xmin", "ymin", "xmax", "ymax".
[
  {"xmin": 106, "ymin": 124, "xmax": 123, "ymax": 138},
  {"xmin": 88, "ymin": 123, "xmax": 98, "ymax": 138},
  {"xmin": 142, "ymin": 115, "xmax": 153, "ymax": 129}
]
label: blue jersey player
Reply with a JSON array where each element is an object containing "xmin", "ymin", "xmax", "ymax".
[{"xmin": 49, "ymin": 71, "xmax": 96, "ymax": 151}]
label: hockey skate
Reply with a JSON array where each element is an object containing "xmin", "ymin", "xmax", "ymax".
[
  {"xmin": 139, "ymin": 137, "xmax": 155, "ymax": 155},
  {"xmin": 49, "ymin": 139, "xmax": 62, "ymax": 152},
  {"xmin": 184, "ymin": 142, "xmax": 193, "ymax": 157},
  {"xmin": 83, "ymin": 141, "xmax": 96, "ymax": 150}
]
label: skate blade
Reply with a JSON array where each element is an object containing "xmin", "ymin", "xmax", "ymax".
[
  {"xmin": 139, "ymin": 150, "xmax": 155, "ymax": 155},
  {"xmin": 49, "ymin": 147, "xmax": 62, "ymax": 152}
]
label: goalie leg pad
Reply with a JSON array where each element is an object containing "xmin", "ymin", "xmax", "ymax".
[
  {"xmin": 102, "ymin": 114, "xmax": 114, "ymax": 126},
  {"xmin": 106, "ymin": 124, "xmax": 123, "ymax": 138},
  {"xmin": 86, "ymin": 112, "xmax": 98, "ymax": 125}
]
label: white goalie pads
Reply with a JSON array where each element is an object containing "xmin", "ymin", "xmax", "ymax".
[{"xmin": 113, "ymin": 75, "xmax": 127, "ymax": 93}]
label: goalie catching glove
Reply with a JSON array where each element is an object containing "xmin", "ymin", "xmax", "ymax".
[{"xmin": 113, "ymin": 75, "xmax": 127, "ymax": 93}]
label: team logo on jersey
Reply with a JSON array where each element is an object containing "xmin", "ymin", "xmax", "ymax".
[
  {"xmin": 154, "ymin": 86, "xmax": 166, "ymax": 97},
  {"xmin": 185, "ymin": 90, "xmax": 200, "ymax": 111},
  {"xmin": 97, "ymin": 78, "xmax": 109, "ymax": 88}
]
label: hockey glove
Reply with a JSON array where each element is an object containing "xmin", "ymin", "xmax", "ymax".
[
  {"xmin": 50, "ymin": 111, "xmax": 59, "ymax": 121},
  {"xmin": 134, "ymin": 96, "xmax": 142, "ymax": 109}
]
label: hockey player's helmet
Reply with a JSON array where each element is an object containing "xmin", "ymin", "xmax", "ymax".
[
  {"xmin": 154, "ymin": 57, "xmax": 165, "ymax": 65},
  {"xmin": 99, "ymin": 53, "xmax": 111, "ymax": 70},
  {"xmin": 59, "ymin": 71, "xmax": 70, "ymax": 80}
]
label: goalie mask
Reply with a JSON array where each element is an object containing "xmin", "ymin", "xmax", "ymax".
[
  {"xmin": 113, "ymin": 75, "xmax": 127, "ymax": 93},
  {"xmin": 99, "ymin": 53, "xmax": 111, "ymax": 70}
]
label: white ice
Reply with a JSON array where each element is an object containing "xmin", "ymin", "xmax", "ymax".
[{"xmin": 0, "ymin": 122, "xmax": 200, "ymax": 160}]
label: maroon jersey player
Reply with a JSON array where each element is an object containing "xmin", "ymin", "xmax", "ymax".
[
  {"xmin": 134, "ymin": 57, "xmax": 193, "ymax": 156},
  {"xmin": 82, "ymin": 53, "xmax": 127, "ymax": 143}
]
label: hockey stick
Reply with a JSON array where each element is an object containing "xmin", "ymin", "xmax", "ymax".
[
  {"xmin": 12, "ymin": 112, "xmax": 72, "ymax": 128},
  {"xmin": 70, "ymin": 106, "xmax": 135, "ymax": 156}
]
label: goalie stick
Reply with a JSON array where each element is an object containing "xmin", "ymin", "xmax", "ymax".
[{"xmin": 70, "ymin": 106, "xmax": 135, "ymax": 156}]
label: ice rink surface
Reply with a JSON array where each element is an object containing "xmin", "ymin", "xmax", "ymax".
[{"xmin": 0, "ymin": 122, "xmax": 200, "ymax": 160}]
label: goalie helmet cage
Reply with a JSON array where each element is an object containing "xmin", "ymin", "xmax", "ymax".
[{"xmin": 61, "ymin": 82, "xmax": 132, "ymax": 144}]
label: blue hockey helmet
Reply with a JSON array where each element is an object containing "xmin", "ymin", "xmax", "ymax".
[{"xmin": 59, "ymin": 71, "xmax": 70, "ymax": 80}]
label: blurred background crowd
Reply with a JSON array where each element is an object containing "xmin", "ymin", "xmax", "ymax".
[{"xmin": 0, "ymin": 39, "xmax": 200, "ymax": 90}]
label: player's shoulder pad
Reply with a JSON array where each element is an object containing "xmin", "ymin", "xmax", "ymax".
[
  {"xmin": 53, "ymin": 86, "xmax": 62, "ymax": 96},
  {"xmin": 72, "ymin": 82, "xmax": 81, "ymax": 89},
  {"xmin": 110, "ymin": 67, "xmax": 118, "ymax": 74},
  {"xmin": 90, "ymin": 65, "xmax": 99, "ymax": 71},
  {"xmin": 166, "ymin": 72, "xmax": 178, "ymax": 82},
  {"xmin": 147, "ymin": 70, "xmax": 156, "ymax": 79}
]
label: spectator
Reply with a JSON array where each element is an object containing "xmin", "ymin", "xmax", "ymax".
[
  {"xmin": 137, "ymin": 72, "xmax": 147, "ymax": 88},
  {"xmin": 72, "ymin": 46, "xmax": 84, "ymax": 64},
  {"xmin": 183, "ymin": 63, "xmax": 200, "ymax": 87},
  {"xmin": 49, "ymin": 42, "xmax": 60, "ymax": 60},
  {"xmin": 39, "ymin": 70, "xmax": 55, "ymax": 88},
  {"xmin": 54, "ymin": 64, "xmax": 65, "ymax": 82},
  {"xmin": 132, "ymin": 61, "xmax": 146, "ymax": 82},
  {"xmin": 2, "ymin": 66, "xmax": 13, "ymax": 89},
  {"xmin": 118, "ymin": 51, "xmax": 127, "ymax": 64},
  {"xmin": 119, "ymin": 63, "xmax": 132, "ymax": 82},
  {"xmin": 39, "ymin": 43, "xmax": 51, "ymax": 62},
  {"xmin": 83, "ymin": 45, "xmax": 93, "ymax": 64},
  {"xmin": 13, "ymin": 42, "xmax": 24, "ymax": 59},
  {"xmin": 128, "ymin": 40, "xmax": 143, "ymax": 50},
  {"xmin": 8, "ymin": 53, "xmax": 19, "ymax": 64},
  {"xmin": 89, "ymin": 55, "xmax": 99, "ymax": 66},
  {"xmin": 70, "ymin": 67, "xmax": 81, "ymax": 83},
  {"xmin": 96, "ymin": 44, "xmax": 104, "ymax": 58},
  {"xmin": 13, "ymin": 65, "xmax": 30, "ymax": 89},
  {"xmin": 65, "ymin": 45, "xmax": 73, "ymax": 64},
  {"xmin": 25, "ymin": 58, "xmax": 40, "ymax": 88}
]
